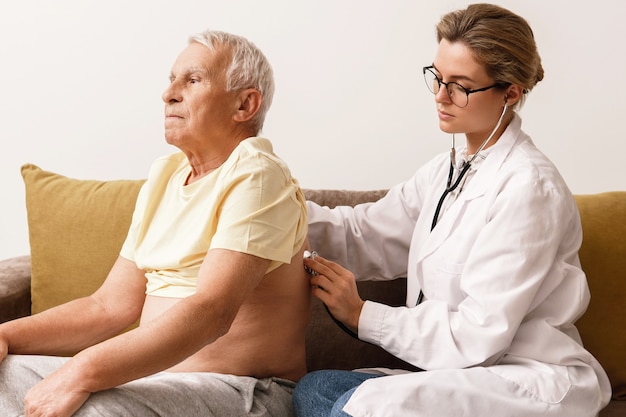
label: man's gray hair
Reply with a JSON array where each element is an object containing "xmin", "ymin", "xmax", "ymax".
[{"xmin": 189, "ymin": 30, "xmax": 275, "ymax": 134}]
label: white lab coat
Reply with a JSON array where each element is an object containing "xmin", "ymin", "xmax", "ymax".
[{"xmin": 307, "ymin": 114, "xmax": 611, "ymax": 416}]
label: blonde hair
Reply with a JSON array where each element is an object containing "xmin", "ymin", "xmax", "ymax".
[{"xmin": 436, "ymin": 3, "xmax": 544, "ymax": 107}]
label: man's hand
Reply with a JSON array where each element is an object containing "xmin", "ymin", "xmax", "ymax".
[
  {"xmin": 304, "ymin": 254, "xmax": 365, "ymax": 333},
  {"xmin": 23, "ymin": 365, "xmax": 90, "ymax": 417},
  {"xmin": 0, "ymin": 335, "xmax": 8, "ymax": 363}
]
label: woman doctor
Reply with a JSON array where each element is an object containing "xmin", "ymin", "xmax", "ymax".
[{"xmin": 293, "ymin": 3, "xmax": 611, "ymax": 417}]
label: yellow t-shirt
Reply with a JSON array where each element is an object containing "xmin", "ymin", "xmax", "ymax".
[{"xmin": 120, "ymin": 137, "xmax": 307, "ymax": 298}]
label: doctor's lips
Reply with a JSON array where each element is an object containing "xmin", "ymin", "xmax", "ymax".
[{"xmin": 438, "ymin": 109, "xmax": 454, "ymax": 120}]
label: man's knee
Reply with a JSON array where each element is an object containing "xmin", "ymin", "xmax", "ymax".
[
  {"xmin": 0, "ymin": 355, "xmax": 63, "ymax": 415},
  {"xmin": 0, "ymin": 355, "xmax": 69, "ymax": 404},
  {"xmin": 0, "ymin": 355, "xmax": 58, "ymax": 387}
]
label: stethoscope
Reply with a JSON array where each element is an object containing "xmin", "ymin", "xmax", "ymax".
[
  {"xmin": 416, "ymin": 100, "xmax": 509, "ymax": 305},
  {"xmin": 310, "ymin": 100, "xmax": 511, "ymax": 338}
]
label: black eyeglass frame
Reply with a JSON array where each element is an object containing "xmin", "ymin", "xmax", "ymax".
[{"xmin": 422, "ymin": 66, "xmax": 508, "ymax": 108}]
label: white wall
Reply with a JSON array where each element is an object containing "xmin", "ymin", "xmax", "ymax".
[{"xmin": 1, "ymin": 0, "xmax": 625, "ymax": 260}]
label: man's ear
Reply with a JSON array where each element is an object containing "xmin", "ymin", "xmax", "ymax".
[{"xmin": 233, "ymin": 88, "xmax": 262, "ymax": 122}]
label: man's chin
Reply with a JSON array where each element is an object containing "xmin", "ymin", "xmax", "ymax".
[{"xmin": 164, "ymin": 130, "xmax": 183, "ymax": 146}]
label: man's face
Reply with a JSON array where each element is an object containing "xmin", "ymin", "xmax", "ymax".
[{"xmin": 162, "ymin": 42, "xmax": 237, "ymax": 148}]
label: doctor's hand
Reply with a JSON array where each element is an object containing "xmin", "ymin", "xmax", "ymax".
[{"xmin": 304, "ymin": 254, "xmax": 365, "ymax": 334}]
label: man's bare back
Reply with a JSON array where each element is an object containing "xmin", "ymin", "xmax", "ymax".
[{"xmin": 139, "ymin": 245, "xmax": 311, "ymax": 382}]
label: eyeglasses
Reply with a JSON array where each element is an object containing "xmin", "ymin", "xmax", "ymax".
[{"xmin": 422, "ymin": 66, "xmax": 505, "ymax": 108}]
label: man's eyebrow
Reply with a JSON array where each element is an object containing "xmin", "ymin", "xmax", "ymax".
[{"xmin": 169, "ymin": 67, "xmax": 212, "ymax": 81}]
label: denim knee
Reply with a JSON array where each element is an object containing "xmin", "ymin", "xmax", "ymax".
[
  {"xmin": 293, "ymin": 370, "xmax": 337, "ymax": 417},
  {"xmin": 330, "ymin": 386, "xmax": 360, "ymax": 417},
  {"xmin": 293, "ymin": 370, "xmax": 381, "ymax": 417}
]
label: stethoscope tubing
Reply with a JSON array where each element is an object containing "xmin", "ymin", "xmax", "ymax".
[
  {"xmin": 418, "ymin": 102, "xmax": 509, "ymax": 306},
  {"xmin": 324, "ymin": 102, "xmax": 511, "ymax": 335}
]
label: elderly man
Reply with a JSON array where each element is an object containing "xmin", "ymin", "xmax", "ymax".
[{"xmin": 0, "ymin": 30, "xmax": 309, "ymax": 417}]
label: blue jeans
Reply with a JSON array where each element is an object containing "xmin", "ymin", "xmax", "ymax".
[{"xmin": 293, "ymin": 370, "xmax": 381, "ymax": 417}]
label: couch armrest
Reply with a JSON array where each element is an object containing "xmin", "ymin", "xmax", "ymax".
[{"xmin": 0, "ymin": 256, "xmax": 32, "ymax": 323}]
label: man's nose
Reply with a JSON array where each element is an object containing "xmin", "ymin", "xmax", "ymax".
[{"xmin": 162, "ymin": 82, "xmax": 181, "ymax": 103}]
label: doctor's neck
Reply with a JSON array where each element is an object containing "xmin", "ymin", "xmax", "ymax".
[{"xmin": 463, "ymin": 107, "xmax": 513, "ymax": 156}]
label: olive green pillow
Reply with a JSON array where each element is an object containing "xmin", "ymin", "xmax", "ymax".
[
  {"xmin": 574, "ymin": 192, "xmax": 626, "ymax": 400},
  {"xmin": 21, "ymin": 164, "xmax": 145, "ymax": 314}
]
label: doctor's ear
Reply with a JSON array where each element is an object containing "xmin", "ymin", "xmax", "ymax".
[{"xmin": 503, "ymin": 85, "xmax": 524, "ymax": 106}]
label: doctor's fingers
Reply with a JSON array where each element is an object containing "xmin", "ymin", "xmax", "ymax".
[
  {"xmin": 310, "ymin": 273, "xmax": 335, "ymax": 292},
  {"xmin": 311, "ymin": 271, "xmax": 358, "ymax": 300},
  {"xmin": 306, "ymin": 255, "xmax": 353, "ymax": 282}
]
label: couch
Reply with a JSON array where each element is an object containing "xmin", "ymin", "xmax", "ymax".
[{"xmin": 0, "ymin": 164, "xmax": 624, "ymax": 416}]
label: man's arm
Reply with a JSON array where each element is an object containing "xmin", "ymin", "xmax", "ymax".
[
  {"xmin": 73, "ymin": 248, "xmax": 270, "ymax": 388},
  {"xmin": 0, "ymin": 256, "xmax": 147, "ymax": 359},
  {"xmin": 22, "ymin": 248, "xmax": 270, "ymax": 417}
]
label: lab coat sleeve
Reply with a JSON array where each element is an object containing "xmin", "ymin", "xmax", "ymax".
[
  {"xmin": 307, "ymin": 171, "xmax": 424, "ymax": 281},
  {"xmin": 358, "ymin": 166, "xmax": 585, "ymax": 370}
]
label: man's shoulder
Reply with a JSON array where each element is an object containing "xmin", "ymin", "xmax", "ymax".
[
  {"xmin": 228, "ymin": 137, "xmax": 294, "ymax": 179},
  {"xmin": 235, "ymin": 137, "xmax": 276, "ymax": 163}
]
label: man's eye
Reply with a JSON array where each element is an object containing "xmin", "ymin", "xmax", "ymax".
[{"xmin": 189, "ymin": 78, "xmax": 200, "ymax": 84}]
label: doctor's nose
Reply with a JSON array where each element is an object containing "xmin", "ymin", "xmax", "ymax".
[{"xmin": 435, "ymin": 85, "xmax": 452, "ymax": 104}]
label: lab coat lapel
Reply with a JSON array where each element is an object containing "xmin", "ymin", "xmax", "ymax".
[{"xmin": 414, "ymin": 114, "xmax": 522, "ymax": 264}]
